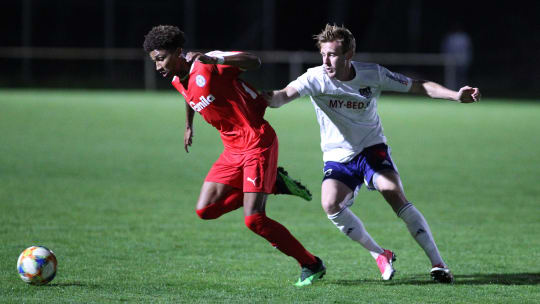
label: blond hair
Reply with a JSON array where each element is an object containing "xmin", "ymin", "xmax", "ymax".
[{"xmin": 314, "ymin": 24, "xmax": 356, "ymax": 54}]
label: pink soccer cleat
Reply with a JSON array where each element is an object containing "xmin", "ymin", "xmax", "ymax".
[{"xmin": 376, "ymin": 249, "xmax": 396, "ymax": 280}]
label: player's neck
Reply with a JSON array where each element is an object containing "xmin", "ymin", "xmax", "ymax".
[
  {"xmin": 177, "ymin": 60, "xmax": 192, "ymax": 86},
  {"xmin": 179, "ymin": 71, "xmax": 189, "ymax": 82},
  {"xmin": 336, "ymin": 62, "xmax": 355, "ymax": 82}
]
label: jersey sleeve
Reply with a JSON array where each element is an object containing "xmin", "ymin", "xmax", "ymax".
[
  {"xmin": 377, "ymin": 65, "xmax": 413, "ymax": 92},
  {"xmin": 288, "ymin": 69, "xmax": 321, "ymax": 97}
]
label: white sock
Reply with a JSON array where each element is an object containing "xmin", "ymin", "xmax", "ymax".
[
  {"xmin": 398, "ymin": 203, "xmax": 445, "ymax": 267},
  {"xmin": 328, "ymin": 207, "xmax": 384, "ymax": 258}
]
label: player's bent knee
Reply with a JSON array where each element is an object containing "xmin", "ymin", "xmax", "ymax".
[
  {"xmin": 321, "ymin": 199, "xmax": 343, "ymax": 215},
  {"xmin": 244, "ymin": 215, "xmax": 259, "ymax": 231},
  {"xmin": 195, "ymin": 207, "xmax": 218, "ymax": 220},
  {"xmin": 244, "ymin": 213, "xmax": 266, "ymax": 234}
]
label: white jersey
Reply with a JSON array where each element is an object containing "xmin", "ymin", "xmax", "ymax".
[{"xmin": 289, "ymin": 61, "xmax": 412, "ymax": 163}]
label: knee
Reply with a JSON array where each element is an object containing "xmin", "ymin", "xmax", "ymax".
[
  {"xmin": 196, "ymin": 207, "xmax": 217, "ymax": 220},
  {"xmin": 244, "ymin": 213, "xmax": 264, "ymax": 232},
  {"xmin": 321, "ymin": 199, "xmax": 343, "ymax": 215}
]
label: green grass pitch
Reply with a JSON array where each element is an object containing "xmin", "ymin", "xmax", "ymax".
[{"xmin": 1, "ymin": 89, "xmax": 539, "ymax": 303}]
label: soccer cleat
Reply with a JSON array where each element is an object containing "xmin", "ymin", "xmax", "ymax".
[
  {"xmin": 275, "ymin": 166, "xmax": 312, "ymax": 201},
  {"xmin": 430, "ymin": 264, "xmax": 454, "ymax": 283},
  {"xmin": 376, "ymin": 249, "xmax": 396, "ymax": 280},
  {"xmin": 295, "ymin": 256, "xmax": 326, "ymax": 287}
]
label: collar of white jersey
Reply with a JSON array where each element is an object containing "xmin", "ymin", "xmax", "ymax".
[{"xmin": 324, "ymin": 62, "xmax": 359, "ymax": 83}]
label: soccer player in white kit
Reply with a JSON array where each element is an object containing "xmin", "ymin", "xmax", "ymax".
[{"xmin": 265, "ymin": 24, "xmax": 481, "ymax": 283}]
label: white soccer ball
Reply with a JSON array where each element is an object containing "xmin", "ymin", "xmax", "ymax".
[{"xmin": 17, "ymin": 246, "xmax": 57, "ymax": 285}]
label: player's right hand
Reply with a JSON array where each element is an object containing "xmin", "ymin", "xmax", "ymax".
[
  {"xmin": 186, "ymin": 52, "xmax": 216, "ymax": 65},
  {"xmin": 458, "ymin": 86, "xmax": 481, "ymax": 103},
  {"xmin": 184, "ymin": 126, "xmax": 193, "ymax": 153}
]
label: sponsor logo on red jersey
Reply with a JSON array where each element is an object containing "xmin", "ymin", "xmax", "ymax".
[{"xmin": 190, "ymin": 94, "xmax": 215, "ymax": 112}]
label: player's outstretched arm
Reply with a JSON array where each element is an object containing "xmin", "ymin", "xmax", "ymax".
[
  {"xmin": 184, "ymin": 103, "xmax": 195, "ymax": 153},
  {"xmin": 186, "ymin": 51, "xmax": 261, "ymax": 71},
  {"xmin": 263, "ymin": 86, "xmax": 300, "ymax": 108},
  {"xmin": 410, "ymin": 80, "xmax": 481, "ymax": 103}
]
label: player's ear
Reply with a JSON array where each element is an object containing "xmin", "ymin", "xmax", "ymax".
[
  {"xmin": 174, "ymin": 47, "xmax": 183, "ymax": 58},
  {"xmin": 344, "ymin": 48, "xmax": 354, "ymax": 60}
]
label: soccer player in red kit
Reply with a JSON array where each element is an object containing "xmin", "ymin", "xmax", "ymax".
[{"xmin": 143, "ymin": 25, "xmax": 325, "ymax": 286}]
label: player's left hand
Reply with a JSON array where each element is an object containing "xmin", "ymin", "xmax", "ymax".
[
  {"xmin": 184, "ymin": 126, "xmax": 194, "ymax": 153},
  {"xmin": 457, "ymin": 86, "xmax": 481, "ymax": 103},
  {"xmin": 186, "ymin": 52, "xmax": 218, "ymax": 65}
]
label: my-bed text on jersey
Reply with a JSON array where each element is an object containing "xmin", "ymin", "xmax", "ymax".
[{"xmin": 328, "ymin": 98, "xmax": 371, "ymax": 110}]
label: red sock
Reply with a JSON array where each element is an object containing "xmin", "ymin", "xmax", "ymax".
[
  {"xmin": 196, "ymin": 189, "xmax": 243, "ymax": 219},
  {"xmin": 244, "ymin": 213, "xmax": 316, "ymax": 266}
]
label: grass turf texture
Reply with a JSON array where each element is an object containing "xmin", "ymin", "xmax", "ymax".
[{"xmin": 1, "ymin": 89, "xmax": 539, "ymax": 303}]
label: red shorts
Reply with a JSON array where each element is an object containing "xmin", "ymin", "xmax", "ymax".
[{"xmin": 205, "ymin": 138, "xmax": 278, "ymax": 193}]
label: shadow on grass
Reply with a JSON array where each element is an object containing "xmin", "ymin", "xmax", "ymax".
[
  {"xmin": 453, "ymin": 273, "xmax": 540, "ymax": 285},
  {"xmin": 332, "ymin": 272, "xmax": 540, "ymax": 286},
  {"xmin": 48, "ymin": 281, "xmax": 100, "ymax": 288}
]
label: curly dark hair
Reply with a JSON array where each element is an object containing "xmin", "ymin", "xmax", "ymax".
[{"xmin": 143, "ymin": 25, "xmax": 186, "ymax": 53}]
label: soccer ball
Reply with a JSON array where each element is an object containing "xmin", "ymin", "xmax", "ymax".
[{"xmin": 17, "ymin": 246, "xmax": 57, "ymax": 285}]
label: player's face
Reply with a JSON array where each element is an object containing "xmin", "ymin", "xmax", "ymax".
[
  {"xmin": 149, "ymin": 49, "xmax": 182, "ymax": 78},
  {"xmin": 320, "ymin": 41, "xmax": 353, "ymax": 80}
]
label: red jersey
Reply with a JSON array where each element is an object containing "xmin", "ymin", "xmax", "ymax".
[{"xmin": 172, "ymin": 51, "xmax": 276, "ymax": 152}]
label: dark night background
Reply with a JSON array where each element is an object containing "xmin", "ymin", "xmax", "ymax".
[{"xmin": 1, "ymin": 0, "xmax": 539, "ymax": 98}]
